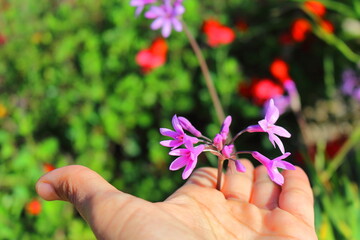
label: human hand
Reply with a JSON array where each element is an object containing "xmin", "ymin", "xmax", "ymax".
[{"xmin": 36, "ymin": 160, "xmax": 317, "ymax": 240}]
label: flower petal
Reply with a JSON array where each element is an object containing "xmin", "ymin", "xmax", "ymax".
[
  {"xmin": 145, "ymin": 6, "xmax": 163, "ymax": 18},
  {"xmin": 192, "ymin": 144, "xmax": 205, "ymax": 157},
  {"xmin": 169, "ymin": 156, "xmax": 188, "ymax": 170},
  {"xmin": 182, "ymin": 159, "xmax": 197, "ymax": 179},
  {"xmin": 162, "ymin": 20, "xmax": 172, "ymax": 38},
  {"xmin": 276, "ymin": 160, "xmax": 296, "ymax": 170},
  {"xmin": 265, "ymin": 99, "xmax": 279, "ymax": 124},
  {"xmin": 172, "ymin": 18, "xmax": 183, "ymax": 32},
  {"xmin": 169, "ymin": 147, "xmax": 188, "ymax": 156},
  {"xmin": 268, "ymin": 167, "xmax": 284, "ymax": 185},
  {"xmin": 258, "ymin": 119, "xmax": 268, "ymax": 132},
  {"xmin": 172, "ymin": 115, "xmax": 184, "ymax": 134},
  {"xmin": 150, "ymin": 17, "xmax": 164, "ymax": 30},
  {"xmin": 160, "ymin": 140, "xmax": 175, "ymax": 148},
  {"xmin": 269, "ymin": 133, "xmax": 285, "ymax": 154},
  {"xmin": 159, "ymin": 128, "xmax": 178, "ymax": 138},
  {"xmin": 251, "ymin": 151, "xmax": 270, "ymax": 166},
  {"xmin": 272, "ymin": 125, "xmax": 291, "ymax": 138},
  {"xmin": 174, "ymin": 4, "xmax": 185, "ymax": 15}
]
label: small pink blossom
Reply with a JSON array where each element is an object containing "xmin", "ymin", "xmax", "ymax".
[
  {"xmin": 169, "ymin": 142, "xmax": 205, "ymax": 179},
  {"xmin": 251, "ymin": 151, "xmax": 295, "ymax": 185},
  {"xmin": 160, "ymin": 115, "xmax": 199, "ymax": 149},
  {"xmin": 246, "ymin": 99, "xmax": 291, "ymax": 154},
  {"xmin": 144, "ymin": 0, "xmax": 185, "ymax": 38}
]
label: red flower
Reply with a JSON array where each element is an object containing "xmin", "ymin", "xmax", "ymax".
[
  {"xmin": 304, "ymin": 1, "xmax": 326, "ymax": 17},
  {"xmin": 26, "ymin": 199, "xmax": 42, "ymax": 216},
  {"xmin": 291, "ymin": 18, "xmax": 312, "ymax": 42},
  {"xmin": 135, "ymin": 37, "xmax": 168, "ymax": 73},
  {"xmin": 43, "ymin": 163, "xmax": 56, "ymax": 173},
  {"xmin": 202, "ymin": 19, "xmax": 235, "ymax": 47},
  {"xmin": 0, "ymin": 34, "xmax": 7, "ymax": 45},
  {"xmin": 270, "ymin": 58, "xmax": 291, "ymax": 83},
  {"xmin": 320, "ymin": 19, "xmax": 334, "ymax": 33},
  {"xmin": 239, "ymin": 78, "xmax": 284, "ymax": 105}
]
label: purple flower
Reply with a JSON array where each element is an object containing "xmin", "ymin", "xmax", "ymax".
[
  {"xmin": 130, "ymin": 0, "xmax": 156, "ymax": 16},
  {"xmin": 160, "ymin": 115, "xmax": 199, "ymax": 149},
  {"xmin": 247, "ymin": 99, "xmax": 291, "ymax": 154},
  {"xmin": 341, "ymin": 69, "xmax": 360, "ymax": 102},
  {"xmin": 144, "ymin": 0, "xmax": 185, "ymax": 38},
  {"xmin": 178, "ymin": 116, "xmax": 202, "ymax": 137},
  {"xmin": 251, "ymin": 151, "xmax": 296, "ymax": 185},
  {"xmin": 341, "ymin": 69, "xmax": 358, "ymax": 95},
  {"xmin": 169, "ymin": 141, "xmax": 205, "ymax": 179}
]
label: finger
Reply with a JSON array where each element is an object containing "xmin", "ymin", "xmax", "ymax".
[
  {"xmin": 222, "ymin": 159, "xmax": 254, "ymax": 201},
  {"xmin": 278, "ymin": 167, "xmax": 315, "ymax": 227},
  {"xmin": 250, "ymin": 165, "xmax": 281, "ymax": 209},
  {"xmin": 36, "ymin": 165, "xmax": 128, "ymax": 222},
  {"xmin": 184, "ymin": 167, "xmax": 218, "ymax": 188}
]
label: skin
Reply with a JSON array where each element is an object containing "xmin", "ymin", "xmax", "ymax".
[{"xmin": 36, "ymin": 160, "xmax": 318, "ymax": 240}]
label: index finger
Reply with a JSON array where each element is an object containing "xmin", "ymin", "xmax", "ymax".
[{"xmin": 278, "ymin": 167, "xmax": 315, "ymax": 228}]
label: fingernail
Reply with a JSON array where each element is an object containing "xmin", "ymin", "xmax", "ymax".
[{"xmin": 36, "ymin": 182, "xmax": 59, "ymax": 201}]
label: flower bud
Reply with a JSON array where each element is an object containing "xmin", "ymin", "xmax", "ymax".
[{"xmin": 178, "ymin": 116, "xmax": 202, "ymax": 137}]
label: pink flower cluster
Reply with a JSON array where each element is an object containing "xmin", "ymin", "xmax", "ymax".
[
  {"xmin": 130, "ymin": 0, "xmax": 185, "ymax": 38},
  {"xmin": 160, "ymin": 99, "xmax": 295, "ymax": 185}
]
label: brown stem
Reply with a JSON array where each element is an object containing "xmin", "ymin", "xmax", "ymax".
[
  {"xmin": 216, "ymin": 157, "xmax": 225, "ymax": 190},
  {"xmin": 182, "ymin": 22, "xmax": 225, "ymax": 124}
]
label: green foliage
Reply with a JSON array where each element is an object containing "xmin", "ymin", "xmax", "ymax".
[{"xmin": 0, "ymin": 0, "xmax": 360, "ymax": 239}]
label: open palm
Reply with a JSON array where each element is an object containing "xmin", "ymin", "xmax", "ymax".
[{"xmin": 36, "ymin": 160, "xmax": 317, "ymax": 240}]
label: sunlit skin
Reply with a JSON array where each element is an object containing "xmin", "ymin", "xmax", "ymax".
[{"xmin": 36, "ymin": 161, "xmax": 317, "ymax": 240}]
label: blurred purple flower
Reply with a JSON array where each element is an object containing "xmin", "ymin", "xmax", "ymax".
[
  {"xmin": 145, "ymin": 0, "xmax": 185, "ymax": 38},
  {"xmin": 341, "ymin": 69, "xmax": 360, "ymax": 101},
  {"xmin": 178, "ymin": 116, "xmax": 202, "ymax": 137},
  {"xmin": 263, "ymin": 79, "xmax": 300, "ymax": 115},
  {"xmin": 130, "ymin": 0, "xmax": 156, "ymax": 16},
  {"xmin": 341, "ymin": 69, "xmax": 358, "ymax": 95},
  {"xmin": 160, "ymin": 115, "xmax": 199, "ymax": 149},
  {"xmin": 251, "ymin": 151, "xmax": 295, "ymax": 185},
  {"xmin": 264, "ymin": 95, "xmax": 290, "ymax": 116},
  {"xmin": 247, "ymin": 99, "xmax": 291, "ymax": 154},
  {"xmin": 169, "ymin": 141, "xmax": 205, "ymax": 179}
]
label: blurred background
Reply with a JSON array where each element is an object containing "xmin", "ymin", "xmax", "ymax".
[{"xmin": 0, "ymin": 0, "xmax": 360, "ymax": 239}]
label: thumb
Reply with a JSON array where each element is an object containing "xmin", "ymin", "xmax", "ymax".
[{"xmin": 36, "ymin": 165, "xmax": 124, "ymax": 222}]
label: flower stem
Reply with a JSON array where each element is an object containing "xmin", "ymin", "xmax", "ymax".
[
  {"xmin": 182, "ymin": 22, "xmax": 225, "ymax": 124},
  {"xmin": 216, "ymin": 157, "xmax": 225, "ymax": 190},
  {"xmin": 229, "ymin": 129, "xmax": 247, "ymax": 145}
]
